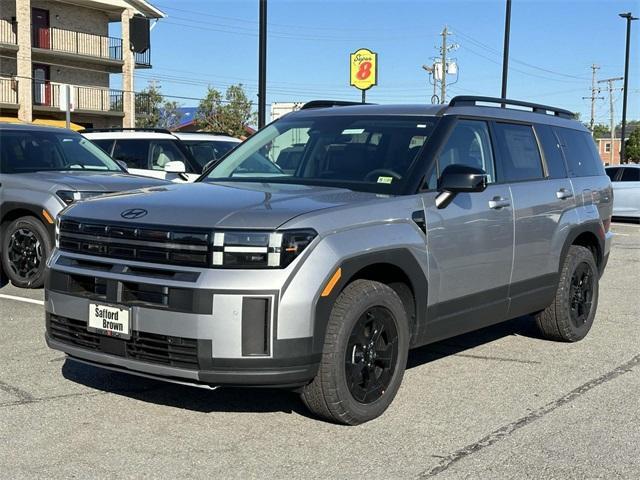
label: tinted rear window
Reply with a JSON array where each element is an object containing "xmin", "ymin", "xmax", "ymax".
[
  {"xmin": 535, "ymin": 124, "xmax": 567, "ymax": 178},
  {"xmin": 494, "ymin": 123, "xmax": 544, "ymax": 182},
  {"xmin": 555, "ymin": 128, "xmax": 605, "ymax": 177},
  {"xmin": 620, "ymin": 168, "xmax": 640, "ymax": 182},
  {"xmin": 605, "ymin": 167, "xmax": 620, "ymax": 181}
]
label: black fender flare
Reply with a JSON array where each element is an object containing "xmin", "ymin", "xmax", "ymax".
[
  {"xmin": 312, "ymin": 248, "xmax": 428, "ymax": 354},
  {"xmin": 558, "ymin": 221, "xmax": 605, "ymax": 275},
  {"xmin": 0, "ymin": 201, "xmax": 56, "ymax": 250}
]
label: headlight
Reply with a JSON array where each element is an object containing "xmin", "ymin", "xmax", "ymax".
[
  {"xmin": 56, "ymin": 190, "xmax": 106, "ymax": 205},
  {"xmin": 212, "ymin": 229, "xmax": 317, "ymax": 268}
]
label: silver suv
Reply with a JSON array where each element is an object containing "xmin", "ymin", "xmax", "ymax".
[
  {"xmin": 45, "ymin": 97, "xmax": 613, "ymax": 424},
  {"xmin": 0, "ymin": 123, "xmax": 168, "ymax": 288}
]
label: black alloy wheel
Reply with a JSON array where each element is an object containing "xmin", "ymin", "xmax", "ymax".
[
  {"xmin": 569, "ymin": 262, "xmax": 595, "ymax": 328},
  {"xmin": 7, "ymin": 227, "xmax": 43, "ymax": 282},
  {"xmin": 345, "ymin": 306, "xmax": 399, "ymax": 404}
]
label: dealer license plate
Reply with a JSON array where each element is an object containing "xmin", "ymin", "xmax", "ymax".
[{"xmin": 88, "ymin": 303, "xmax": 131, "ymax": 339}]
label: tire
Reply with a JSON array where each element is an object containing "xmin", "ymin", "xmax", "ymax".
[
  {"xmin": 1, "ymin": 216, "xmax": 52, "ymax": 289},
  {"xmin": 302, "ymin": 279, "xmax": 410, "ymax": 425},
  {"xmin": 534, "ymin": 245, "xmax": 599, "ymax": 342}
]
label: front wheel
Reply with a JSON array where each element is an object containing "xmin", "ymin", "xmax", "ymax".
[
  {"xmin": 534, "ymin": 245, "xmax": 599, "ymax": 342},
  {"xmin": 302, "ymin": 279, "xmax": 409, "ymax": 425},
  {"xmin": 1, "ymin": 216, "xmax": 52, "ymax": 289}
]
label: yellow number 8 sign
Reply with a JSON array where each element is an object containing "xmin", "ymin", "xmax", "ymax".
[{"xmin": 350, "ymin": 48, "xmax": 378, "ymax": 91}]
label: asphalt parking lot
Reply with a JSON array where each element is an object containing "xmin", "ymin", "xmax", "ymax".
[{"xmin": 1, "ymin": 221, "xmax": 639, "ymax": 479}]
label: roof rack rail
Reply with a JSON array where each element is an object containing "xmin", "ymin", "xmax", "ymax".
[
  {"xmin": 448, "ymin": 96, "xmax": 575, "ymax": 119},
  {"xmin": 173, "ymin": 130, "xmax": 233, "ymax": 136},
  {"xmin": 80, "ymin": 127, "xmax": 174, "ymax": 134},
  {"xmin": 300, "ymin": 100, "xmax": 375, "ymax": 110}
]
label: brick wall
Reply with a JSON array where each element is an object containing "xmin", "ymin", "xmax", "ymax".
[{"xmin": 597, "ymin": 138, "xmax": 622, "ymax": 166}]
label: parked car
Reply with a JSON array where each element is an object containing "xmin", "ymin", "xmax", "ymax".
[
  {"xmin": 605, "ymin": 164, "xmax": 640, "ymax": 221},
  {"xmin": 83, "ymin": 128, "xmax": 202, "ymax": 182},
  {"xmin": 173, "ymin": 132, "xmax": 241, "ymax": 170},
  {"xmin": 0, "ymin": 123, "xmax": 169, "ymax": 288},
  {"xmin": 45, "ymin": 97, "xmax": 613, "ymax": 424}
]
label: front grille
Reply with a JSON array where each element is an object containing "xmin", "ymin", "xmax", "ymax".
[
  {"xmin": 48, "ymin": 315, "xmax": 201, "ymax": 370},
  {"xmin": 59, "ymin": 219, "xmax": 211, "ymax": 267}
]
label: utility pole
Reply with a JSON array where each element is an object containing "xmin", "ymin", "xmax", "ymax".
[
  {"xmin": 583, "ymin": 64, "xmax": 603, "ymax": 133},
  {"xmin": 599, "ymin": 77, "xmax": 623, "ymax": 165},
  {"xmin": 257, "ymin": 0, "xmax": 267, "ymax": 129},
  {"xmin": 440, "ymin": 26, "xmax": 448, "ymax": 104},
  {"xmin": 619, "ymin": 12, "xmax": 638, "ymax": 163},
  {"xmin": 501, "ymin": 0, "xmax": 512, "ymax": 99}
]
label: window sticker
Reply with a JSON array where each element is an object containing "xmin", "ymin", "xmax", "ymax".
[
  {"xmin": 342, "ymin": 128, "xmax": 365, "ymax": 135},
  {"xmin": 377, "ymin": 176, "xmax": 393, "ymax": 184}
]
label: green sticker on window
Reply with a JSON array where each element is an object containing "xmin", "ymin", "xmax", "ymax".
[{"xmin": 377, "ymin": 176, "xmax": 393, "ymax": 184}]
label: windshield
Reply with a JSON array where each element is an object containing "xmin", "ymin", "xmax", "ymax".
[
  {"xmin": 203, "ymin": 115, "xmax": 438, "ymax": 194},
  {"xmin": 0, "ymin": 130, "xmax": 123, "ymax": 174},
  {"xmin": 183, "ymin": 139, "xmax": 239, "ymax": 169}
]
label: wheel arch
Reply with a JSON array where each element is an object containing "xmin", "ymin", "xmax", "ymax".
[
  {"xmin": 313, "ymin": 248, "xmax": 428, "ymax": 352},
  {"xmin": 559, "ymin": 222, "xmax": 605, "ymax": 274},
  {"xmin": 0, "ymin": 202, "xmax": 54, "ymax": 252}
]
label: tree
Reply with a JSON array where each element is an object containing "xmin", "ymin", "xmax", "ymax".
[
  {"xmin": 625, "ymin": 128, "xmax": 640, "ymax": 163},
  {"xmin": 591, "ymin": 124, "xmax": 610, "ymax": 139},
  {"xmin": 135, "ymin": 82, "xmax": 182, "ymax": 129},
  {"xmin": 196, "ymin": 84, "xmax": 254, "ymax": 137}
]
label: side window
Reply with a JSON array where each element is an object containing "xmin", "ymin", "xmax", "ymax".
[
  {"xmin": 90, "ymin": 139, "xmax": 114, "ymax": 155},
  {"xmin": 535, "ymin": 124, "xmax": 567, "ymax": 179},
  {"xmin": 112, "ymin": 140, "xmax": 150, "ymax": 169},
  {"xmin": 620, "ymin": 168, "xmax": 640, "ymax": 182},
  {"xmin": 605, "ymin": 167, "xmax": 620, "ymax": 181},
  {"xmin": 494, "ymin": 123, "xmax": 544, "ymax": 182},
  {"xmin": 426, "ymin": 120, "xmax": 495, "ymax": 189},
  {"xmin": 554, "ymin": 128, "xmax": 605, "ymax": 177},
  {"xmin": 149, "ymin": 140, "xmax": 186, "ymax": 170}
]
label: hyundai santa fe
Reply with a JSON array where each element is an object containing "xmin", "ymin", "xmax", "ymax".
[{"xmin": 45, "ymin": 97, "xmax": 613, "ymax": 424}]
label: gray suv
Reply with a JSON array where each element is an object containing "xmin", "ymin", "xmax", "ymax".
[
  {"xmin": 44, "ymin": 97, "xmax": 613, "ymax": 424},
  {"xmin": 0, "ymin": 123, "xmax": 168, "ymax": 288}
]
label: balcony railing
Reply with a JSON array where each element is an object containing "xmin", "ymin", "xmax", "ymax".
[
  {"xmin": 32, "ymin": 26, "xmax": 123, "ymax": 61},
  {"xmin": 0, "ymin": 18, "xmax": 17, "ymax": 45},
  {"xmin": 0, "ymin": 76, "xmax": 18, "ymax": 104},
  {"xmin": 134, "ymin": 49, "xmax": 152, "ymax": 68},
  {"xmin": 33, "ymin": 81, "xmax": 124, "ymax": 113}
]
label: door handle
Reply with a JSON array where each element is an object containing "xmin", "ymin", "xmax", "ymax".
[
  {"xmin": 488, "ymin": 196, "xmax": 510, "ymax": 209},
  {"xmin": 556, "ymin": 188, "xmax": 573, "ymax": 200}
]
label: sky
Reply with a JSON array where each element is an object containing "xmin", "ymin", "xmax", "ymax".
[{"xmin": 127, "ymin": 0, "xmax": 640, "ymax": 124}]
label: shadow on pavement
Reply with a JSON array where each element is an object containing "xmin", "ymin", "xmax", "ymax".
[{"xmin": 61, "ymin": 315, "xmax": 541, "ymax": 416}]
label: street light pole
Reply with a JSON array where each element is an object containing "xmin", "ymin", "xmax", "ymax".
[
  {"xmin": 619, "ymin": 12, "xmax": 637, "ymax": 164},
  {"xmin": 258, "ymin": 0, "xmax": 267, "ymax": 129},
  {"xmin": 501, "ymin": 0, "xmax": 512, "ymax": 100}
]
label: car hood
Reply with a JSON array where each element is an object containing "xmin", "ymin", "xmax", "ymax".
[
  {"xmin": 64, "ymin": 181, "xmax": 379, "ymax": 229},
  {"xmin": 24, "ymin": 170, "xmax": 169, "ymax": 192}
]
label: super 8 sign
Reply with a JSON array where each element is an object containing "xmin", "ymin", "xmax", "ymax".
[{"xmin": 350, "ymin": 48, "xmax": 378, "ymax": 91}]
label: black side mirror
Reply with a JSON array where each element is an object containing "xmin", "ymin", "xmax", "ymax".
[{"xmin": 435, "ymin": 164, "xmax": 488, "ymax": 209}]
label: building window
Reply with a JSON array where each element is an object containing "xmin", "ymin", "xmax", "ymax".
[{"xmin": 605, "ymin": 143, "xmax": 611, "ymax": 153}]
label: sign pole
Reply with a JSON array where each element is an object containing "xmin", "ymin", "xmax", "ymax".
[
  {"xmin": 65, "ymin": 84, "xmax": 71, "ymax": 129},
  {"xmin": 362, "ymin": 90, "xmax": 366, "ymax": 104}
]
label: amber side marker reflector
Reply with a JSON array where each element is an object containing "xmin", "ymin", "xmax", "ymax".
[
  {"xmin": 321, "ymin": 268, "xmax": 342, "ymax": 297},
  {"xmin": 42, "ymin": 209, "xmax": 54, "ymax": 225}
]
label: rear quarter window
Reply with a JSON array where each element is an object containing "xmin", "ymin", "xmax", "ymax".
[
  {"xmin": 554, "ymin": 127, "xmax": 605, "ymax": 177},
  {"xmin": 620, "ymin": 167, "xmax": 640, "ymax": 182},
  {"xmin": 534, "ymin": 124, "xmax": 567, "ymax": 179}
]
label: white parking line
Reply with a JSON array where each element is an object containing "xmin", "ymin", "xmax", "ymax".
[{"xmin": 0, "ymin": 294, "xmax": 44, "ymax": 306}]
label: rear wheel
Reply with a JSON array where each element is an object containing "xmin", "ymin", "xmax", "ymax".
[
  {"xmin": 301, "ymin": 279, "xmax": 409, "ymax": 425},
  {"xmin": 535, "ymin": 245, "xmax": 599, "ymax": 342},
  {"xmin": 1, "ymin": 216, "xmax": 52, "ymax": 289}
]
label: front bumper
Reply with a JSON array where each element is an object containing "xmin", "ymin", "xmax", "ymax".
[
  {"xmin": 45, "ymin": 333, "xmax": 318, "ymax": 388},
  {"xmin": 44, "ymin": 251, "xmax": 321, "ymax": 388}
]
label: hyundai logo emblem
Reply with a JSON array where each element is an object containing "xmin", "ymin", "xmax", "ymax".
[{"xmin": 120, "ymin": 208, "xmax": 148, "ymax": 219}]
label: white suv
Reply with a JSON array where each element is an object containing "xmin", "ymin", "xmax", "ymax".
[{"xmin": 83, "ymin": 129, "xmax": 202, "ymax": 182}]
